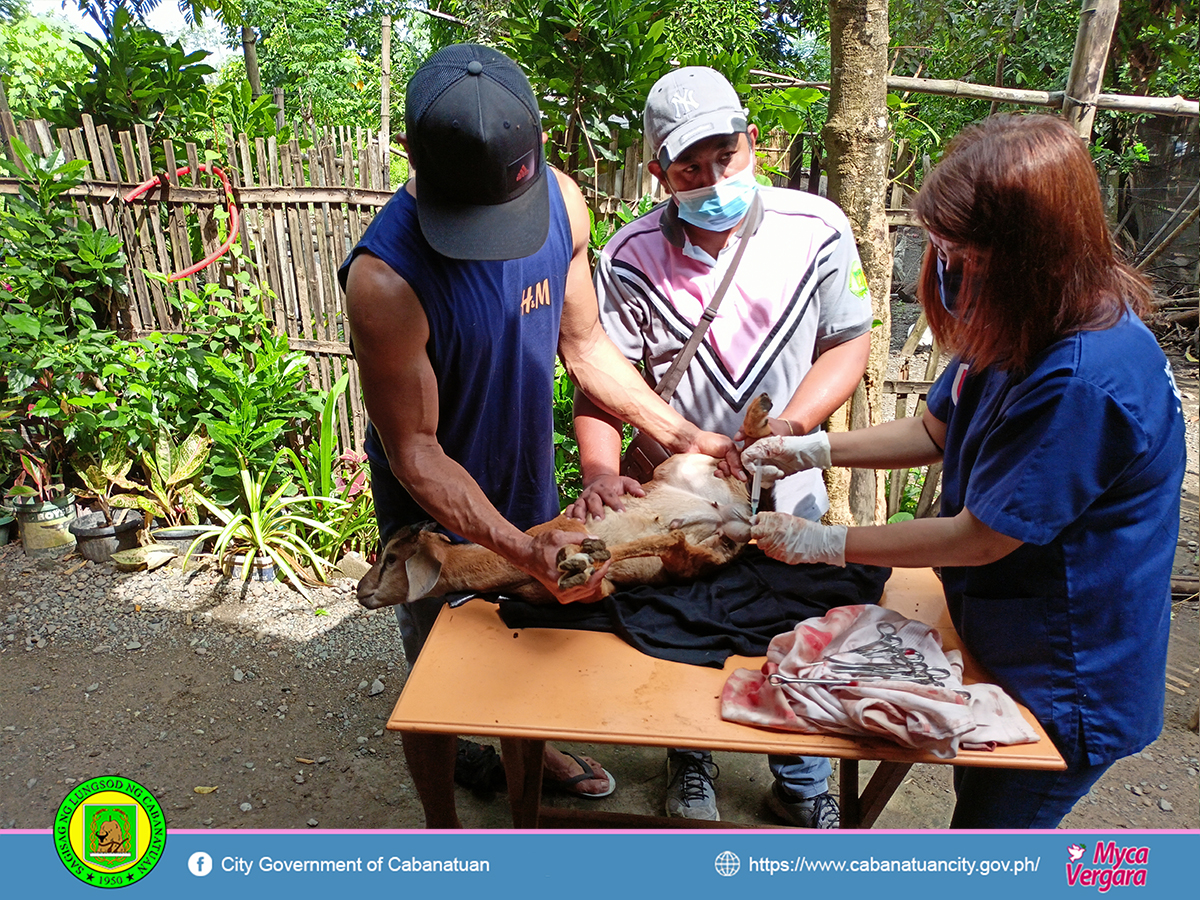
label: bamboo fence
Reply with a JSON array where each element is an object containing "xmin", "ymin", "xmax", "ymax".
[{"xmin": 1, "ymin": 115, "xmax": 393, "ymax": 454}]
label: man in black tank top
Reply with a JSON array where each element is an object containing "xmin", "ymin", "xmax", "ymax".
[{"xmin": 342, "ymin": 45, "xmax": 735, "ymax": 828}]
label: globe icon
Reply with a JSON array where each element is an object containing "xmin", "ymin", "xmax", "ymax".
[{"xmin": 714, "ymin": 850, "xmax": 741, "ymax": 877}]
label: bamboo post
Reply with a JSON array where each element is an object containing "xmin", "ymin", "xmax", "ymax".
[
  {"xmin": 274, "ymin": 88, "xmax": 286, "ymax": 133},
  {"xmin": 640, "ymin": 134, "xmax": 655, "ymax": 200},
  {"xmin": 242, "ymin": 26, "xmax": 262, "ymax": 99},
  {"xmin": 1063, "ymin": 0, "xmax": 1120, "ymax": 140},
  {"xmin": 380, "ymin": 14, "xmax": 391, "ymax": 172},
  {"xmin": 0, "ymin": 77, "xmax": 20, "ymax": 167}
]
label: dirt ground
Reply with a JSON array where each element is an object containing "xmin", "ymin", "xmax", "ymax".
[{"xmin": 0, "ymin": 311, "xmax": 1196, "ymax": 832}]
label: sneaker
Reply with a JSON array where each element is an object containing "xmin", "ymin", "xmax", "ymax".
[
  {"xmin": 665, "ymin": 750, "xmax": 720, "ymax": 821},
  {"xmin": 767, "ymin": 784, "xmax": 840, "ymax": 829}
]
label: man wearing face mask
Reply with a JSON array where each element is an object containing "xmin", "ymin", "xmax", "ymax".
[{"xmin": 569, "ymin": 67, "xmax": 873, "ymax": 826}]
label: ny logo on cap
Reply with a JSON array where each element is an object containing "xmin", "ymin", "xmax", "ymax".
[{"xmin": 670, "ymin": 90, "xmax": 698, "ymax": 117}]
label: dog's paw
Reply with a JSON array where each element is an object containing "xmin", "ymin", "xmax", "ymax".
[
  {"xmin": 556, "ymin": 539, "xmax": 610, "ymax": 589},
  {"xmin": 579, "ymin": 537, "xmax": 610, "ymax": 561}
]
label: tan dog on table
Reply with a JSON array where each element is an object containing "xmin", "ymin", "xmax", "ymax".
[{"xmin": 356, "ymin": 394, "xmax": 772, "ymax": 607}]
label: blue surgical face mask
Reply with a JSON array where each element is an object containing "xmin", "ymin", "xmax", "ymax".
[
  {"xmin": 672, "ymin": 163, "xmax": 758, "ymax": 232},
  {"xmin": 936, "ymin": 256, "xmax": 963, "ymax": 316}
]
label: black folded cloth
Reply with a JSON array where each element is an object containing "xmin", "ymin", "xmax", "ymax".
[
  {"xmin": 498, "ymin": 548, "xmax": 891, "ymax": 668},
  {"xmin": 453, "ymin": 739, "xmax": 506, "ymax": 796}
]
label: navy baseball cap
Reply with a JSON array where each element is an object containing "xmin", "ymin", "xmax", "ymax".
[{"xmin": 405, "ymin": 44, "xmax": 549, "ymax": 260}]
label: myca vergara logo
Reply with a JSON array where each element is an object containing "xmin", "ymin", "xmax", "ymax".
[
  {"xmin": 54, "ymin": 776, "xmax": 166, "ymax": 888},
  {"xmin": 1065, "ymin": 841, "xmax": 1149, "ymax": 891}
]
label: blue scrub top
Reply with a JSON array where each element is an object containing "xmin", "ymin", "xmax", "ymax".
[{"xmin": 927, "ymin": 311, "xmax": 1185, "ymax": 765}]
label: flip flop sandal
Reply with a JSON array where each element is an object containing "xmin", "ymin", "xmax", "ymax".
[{"xmin": 544, "ymin": 751, "xmax": 616, "ymax": 799}]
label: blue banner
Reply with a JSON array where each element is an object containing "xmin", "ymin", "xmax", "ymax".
[{"xmin": 5, "ymin": 828, "xmax": 1197, "ymax": 899}]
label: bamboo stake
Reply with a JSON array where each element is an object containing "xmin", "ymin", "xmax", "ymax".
[
  {"xmin": 754, "ymin": 70, "xmax": 1199, "ymax": 118},
  {"xmin": 119, "ymin": 130, "xmax": 169, "ymax": 327},
  {"xmin": 380, "ymin": 14, "xmax": 391, "ymax": 183},
  {"xmin": 1063, "ymin": 0, "xmax": 1120, "ymax": 139},
  {"xmin": 1137, "ymin": 205, "xmax": 1200, "ymax": 272},
  {"xmin": 162, "ymin": 138, "xmax": 199, "ymax": 298}
]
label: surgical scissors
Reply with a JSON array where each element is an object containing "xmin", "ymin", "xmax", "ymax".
[{"xmin": 770, "ymin": 622, "xmax": 952, "ymax": 687}]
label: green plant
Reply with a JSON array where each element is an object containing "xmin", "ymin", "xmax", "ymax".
[
  {"xmin": 0, "ymin": 405, "xmax": 21, "ymax": 494},
  {"xmin": 6, "ymin": 449, "xmax": 65, "ymax": 503},
  {"xmin": 107, "ymin": 271, "xmax": 280, "ymax": 456},
  {"xmin": 222, "ymin": 0, "xmax": 391, "ymax": 131},
  {"xmin": 72, "ymin": 442, "xmax": 135, "ymax": 525},
  {"xmin": 207, "ymin": 79, "xmax": 291, "ymax": 144},
  {"xmin": 0, "ymin": 298, "xmax": 124, "ymax": 476},
  {"xmin": 185, "ymin": 450, "xmax": 347, "ymax": 600},
  {"xmin": 0, "ymin": 137, "xmax": 127, "ymax": 330},
  {"xmin": 108, "ymin": 427, "xmax": 211, "ymax": 529},
  {"xmin": 0, "ymin": 12, "xmax": 91, "ymax": 121},
  {"xmin": 43, "ymin": 8, "xmax": 214, "ymax": 161},
  {"xmin": 199, "ymin": 332, "xmax": 321, "ymax": 502},
  {"xmin": 552, "ymin": 360, "xmax": 582, "ymax": 509},
  {"xmin": 589, "ymin": 193, "xmax": 657, "ymax": 260},
  {"xmin": 503, "ymin": 0, "xmax": 675, "ymax": 180},
  {"xmin": 283, "ymin": 374, "xmax": 377, "ymax": 561},
  {"xmin": 886, "ymin": 467, "xmax": 926, "ymax": 523}
]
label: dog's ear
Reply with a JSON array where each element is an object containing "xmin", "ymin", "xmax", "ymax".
[{"xmin": 404, "ymin": 550, "xmax": 443, "ymax": 602}]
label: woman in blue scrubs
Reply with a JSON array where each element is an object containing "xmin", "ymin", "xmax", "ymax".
[{"xmin": 743, "ymin": 114, "xmax": 1186, "ymax": 828}]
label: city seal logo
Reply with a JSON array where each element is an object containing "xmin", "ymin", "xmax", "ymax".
[{"xmin": 54, "ymin": 776, "xmax": 166, "ymax": 888}]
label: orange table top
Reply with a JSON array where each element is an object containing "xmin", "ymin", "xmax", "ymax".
[{"xmin": 387, "ymin": 567, "xmax": 1065, "ymax": 771}]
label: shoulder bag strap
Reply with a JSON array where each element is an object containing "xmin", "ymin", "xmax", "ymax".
[{"xmin": 653, "ymin": 192, "xmax": 762, "ymax": 403}]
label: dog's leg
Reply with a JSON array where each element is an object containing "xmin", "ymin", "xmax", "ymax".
[{"xmin": 743, "ymin": 392, "xmax": 773, "ymax": 440}]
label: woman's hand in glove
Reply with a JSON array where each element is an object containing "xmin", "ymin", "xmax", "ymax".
[
  {"xmin": 740, "ymin": 433, "xmax": 832, "ymax": 477},
  {"xmin": 750, "ymin": 511, "xmax": 847, "ymax": 567}
]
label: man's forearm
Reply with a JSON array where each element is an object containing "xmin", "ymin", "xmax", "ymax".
[
  {"xmin": 574, "ymin": 391, "xmax": 625, "ymax": 481},
  {"xmin": 564, "ymin": 335, "xmax": 699, "ymax": 453},
  {"xmin": 777, "ymin": 334, "xmax": 871, "ymax": 434},
  {"xmin": 390, "ymin": 438, "xmax": 536, "ymax": 567}
]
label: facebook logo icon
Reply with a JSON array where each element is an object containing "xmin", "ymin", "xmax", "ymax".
[{"xmin": 188, "ymin": 851, "xmax": 213, "ymax": 877}]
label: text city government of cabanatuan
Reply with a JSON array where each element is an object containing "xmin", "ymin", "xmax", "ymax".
[{"xmin": 222, "ymin": 855, "xmax": 490, "ymax": 874}]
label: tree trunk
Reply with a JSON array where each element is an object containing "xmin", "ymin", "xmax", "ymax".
[
  {"xmin": 241, "ymin": 26, "xmax": 262, "ymax": 100},
  {"xmin": 823, "ymin": 0, "xmax": 892, "ymax": 526}
]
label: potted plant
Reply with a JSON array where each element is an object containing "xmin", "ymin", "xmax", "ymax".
[
  {"xmin": 184, "ymin": 450, "xmax": 347, "ymax": 600},
  {"xmin": 6, "ymin": 450, "xmax": 77, "ymax": 558},
  {"xmin": 108, "ymin": 428, "xmax": 211, "ymax": 552},
  {"xmin": 68, "ymin": 445, "xmax": 143, "ymax": 562}
]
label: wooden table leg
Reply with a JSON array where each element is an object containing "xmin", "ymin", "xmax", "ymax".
[
  {"xmin": 839, "ymin": 759, "xmax": 914, "ymax": 829},
  {"xmin": 401, "ymin": 731, "xmax": 461, "ymax": 828},
  {"xmin": 857, "ymin": 762, "xmax": 913, "ymax": 829},
  {"xmin": 839, "ymin": 759, "xmax": 860, "ymax": 828},
  {"xmin": 500, "ymin": 737, "xmax": 545, "ymax": 828}
]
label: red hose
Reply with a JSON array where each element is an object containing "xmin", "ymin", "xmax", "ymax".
[{"xmin": 123, "ymin": 165, "xmax": 241, "ymax": 282}]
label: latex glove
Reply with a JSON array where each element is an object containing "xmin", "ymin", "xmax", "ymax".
[
  {"xmin": 754, "ymin": 463, "xmax": 787, "ymax": 490},
  {"xmin": 741, "ymin": 433, "xmax": 831, "ymax": 477},
  {"xmin": 751, "ymin": 511, "xmax": 847, "ymax": 567}
]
